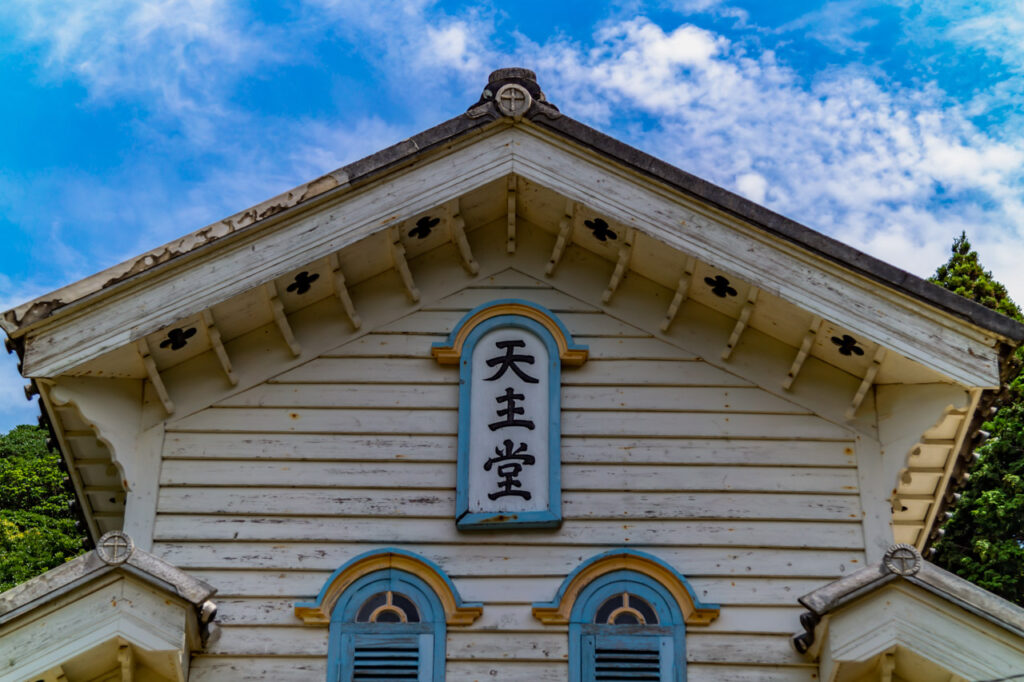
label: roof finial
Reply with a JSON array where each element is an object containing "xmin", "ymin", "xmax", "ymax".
[{"xmin": 470, "ymin": 67, "xmax": 557, "ymax": 117}]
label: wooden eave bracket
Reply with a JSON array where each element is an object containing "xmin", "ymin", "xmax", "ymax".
[
  {"xmin": 201, "ymin": 310, "xmax": 237, "ymax": 386},
  {"xmin": 783, "ymin": 316, "xmax": 823, "ymax": 390},
  {"xmin": 389, "ymin": 226, "xmax": 421, "ymax": 302},
  {"xmin": 546, "ymin": 199, "xmax": 576, "ymax": 276},
  {"xmin": 263, "ymin": 282, "xmax": 302, "ymax": 357},
  {"xmin": 722, "ymin": 286, "xmax": 759, "ymax": 360},
  {"xmin": 602, "ymin": 228, "xmax": 637, "ymax": 304},
  {"xmin": 661, "ymin": 255, "xmax": 698, "ymax": 332},
  {"xmin": 506, "ymin": 175, "xmax": 517, "ymax": 254},
  {"xmin": 118, "ymin": 643, "xmax": 135, "ymax": 682},
  {"xmin": 847, "ymin": 346, "xmax": 887, "ymax": 419},
  {"xmin": 328, "ymin": 253, "xmax": 361, "ymax": 329},
  {"xmin": 135, "ymin": 338, "xmax": 174, "ymax": 415},
  {"xmin": 447, "ymin": 200, "xmax": 479, "ymax": 275}
]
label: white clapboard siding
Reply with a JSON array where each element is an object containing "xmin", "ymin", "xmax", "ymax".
[
  {"xmin": 211, "ymin": 599, "xmax": 803, "ymax": 634},
  {"xmin": 217, "ymin": 384, "xmax": 810, "ymax": 413},
  {"xmin": 169, "ymin": 407, "xmax": 847, "ymax": 439},
  {"xmin": 158, "ymin": 279, "xmax": 861, "ymax": 673},
  {"xmin": 153, "ymin": 515, "xmax": 864, "ymax": 550},
  {"xmin": 158, "ymin": 487, "xmax": 860, "ymax": 520},
  {"xmin": 162, "ymin": 433, "xmax": 856, "ymax": 466},
  {"xmin": 160, "ymin": 461, "xmax": 856, "ymax": 494},
  {"xmin": 320, "ymin": 333, "xmax": 701, "ymax": 360},
  {"xmin": 152, "ymin": 542, "xmax": 863, "ymax": 577},
  {"xmin": 185, "ymin": 658, "xmax": 816, "ymax": 682}
]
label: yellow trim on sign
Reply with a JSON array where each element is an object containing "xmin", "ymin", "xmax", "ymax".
[{"xmin": 431, "ymin": 302, "xmax": 588, "ymax": 366}]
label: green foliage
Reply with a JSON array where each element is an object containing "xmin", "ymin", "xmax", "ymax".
[
  {"xmin": 0, "ymin": 425, "xmax": 86, "ymax": 593},
  {"xmin": 930, "ymin": 232, "xmax": 1024, "ymax": 605},
  {"xmin": 930, "ymin": 231, "xmax": 1022, "ymax": 321}
]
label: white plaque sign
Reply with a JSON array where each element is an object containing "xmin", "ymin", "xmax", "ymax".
[{"xmin": 431, "ymin": 300, "xmax": 588, "ymax": 530}]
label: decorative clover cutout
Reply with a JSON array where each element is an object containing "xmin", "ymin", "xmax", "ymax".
[
  {"xmin": 287, "ymin": 271, "xmax": 320, "ymax": 295},
  {"xmin": 584, "ymin": 217, "xmax": 617, "ymax": 242},
  {"xmin": 409, "ymin": 216, "xmax": 440, "ymax": 239},
  {"xmin": 704, "ymin": 275, "xmax": 737, "ymax": 298},
  {"xmin": 831, "ymin": 334, "xmax": 865, "ymax": 356},
  {"xmin": 160, "ymin": 327, "xmax": 197, "ymax": 350}
]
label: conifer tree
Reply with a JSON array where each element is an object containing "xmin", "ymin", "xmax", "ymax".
[{"xmin": 929, "ymin": 232, "xmax": 1024, "ymax": 605}]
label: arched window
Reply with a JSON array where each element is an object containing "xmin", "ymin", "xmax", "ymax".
[
  {"xmin": 328, "ymin": 569, "xmax": 446, "ymax": 682},
  {"xmin": 570, "ymin": 570, "xmax": 686, "ymax": 681}
]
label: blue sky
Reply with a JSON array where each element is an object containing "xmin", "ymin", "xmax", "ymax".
[{"xmin": 2, "ymin": 0, "xmax": 1024, "ymax": 430}]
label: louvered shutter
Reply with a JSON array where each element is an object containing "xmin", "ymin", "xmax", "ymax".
[
  {"xmin": 342, "ymin": 632, "xmax": 433, "ymax": 682},
  {"xmin": 582, "ymin": 633, "xmax": 673, "ymax": 682}
]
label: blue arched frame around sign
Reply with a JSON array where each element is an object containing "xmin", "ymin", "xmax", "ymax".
[
  {"xmin": 456, "ymin": 314, "xmax": 560, "ymax": 529},
  {"xmin": 434, "ymin": 300, "xmax": 587, "ymax": 530}
]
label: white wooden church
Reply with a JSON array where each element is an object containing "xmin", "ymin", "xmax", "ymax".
[{"xmin": 2, "ymin": 68, "xmax": 1024, "ymax": 682}]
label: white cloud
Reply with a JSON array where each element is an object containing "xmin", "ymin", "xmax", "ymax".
[
  {"xmin": 520, "ymin": 18, "xmax": 1024, "ymax": 300},
  {"xmin": 0, "ymin": 0, "xmax": 279, "ymax": 115}
]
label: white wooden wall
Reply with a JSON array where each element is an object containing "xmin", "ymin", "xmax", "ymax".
[{"xmin": 151, "ymin": 271, "xmax": 863, "ymax": 681}]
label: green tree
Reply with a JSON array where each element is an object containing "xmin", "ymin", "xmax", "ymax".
[
  {"xmin": 930, "ymin": 232, "xmax": 1024, "ymax": 605},
  {"xmin": 0, "ymin": 424, "xmax": 86, "ymax": 592}
]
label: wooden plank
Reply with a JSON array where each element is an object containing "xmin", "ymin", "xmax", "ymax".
[
  {"xmin": 429, "ymin": 286, "xmax": 595, "ymax": 312},
  {"xmin": 163, "ymin": 433, "xmax": 856, "ymax": 466},
  {"xmin": 212, "ymin": 598, "xmax": 803, "ymax": 634},
  {"xmin": 219, "ymin": 384, "xmax": 809, "ymax": 414},
  {"xmin": 188, "ymin": 657, "xmax": 813, "ymax": 682},
  {"xmin": 187, "ymin": 570, "xmax": 831, "ymax": 605},
  {"xmin": 188, "ymin": 658, "xmax": 327, "ymax": 682},
  {"xmin": 154, "ymin": 515, "xmax": 866, "ymax": 549},
  {"xmin": 168, "ymin": 406, "xmax": 848, "ymax": 439},
  {"xmin": 320, "ymin": 333, "xmax": 700, "ymax": 360},
  {"xmin": 271, "ymin": 357, "xmax": 749, "ymax": 386},
  {"xmin": 152, "ymin": 542, "xmax": 863, "ymax": 577},
  {"xmin": 160, "ymin": 460, "xmax": 857, "ymax": 494},
  {"xmin": 379, "ymin": 310, "xmax": 644, "ymax": 336},
  {"xmin": 157, "ymin": 488, "xmax": 860, "ymax": 520}
]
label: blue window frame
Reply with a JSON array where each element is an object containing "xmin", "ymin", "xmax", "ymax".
[
  {"xmin": 570, "ymin": 570, "xmax": 687, "ymax": 682},
  {"xmin": 328, "ymin": 569, "xmax": 446, "ymax": 681}
]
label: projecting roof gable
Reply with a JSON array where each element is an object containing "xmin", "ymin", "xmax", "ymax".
[{"xmin": 3, "ymin": 69, "xmax": 1021, "ymax": 388}]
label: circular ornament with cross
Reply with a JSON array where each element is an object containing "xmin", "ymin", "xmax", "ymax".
[
  {"xmin": 883, "ymin": 543, "xmax": 922, "ymax": 576},
  {"xmin": 495, "ymin": 84, "xmax": 533, "ymax": 119},
  {"xmin": 96, "ymin": 530, "xmax": 135, "ymax": 566}
]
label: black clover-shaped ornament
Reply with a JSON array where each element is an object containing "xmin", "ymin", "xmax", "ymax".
[
  {"xmin": 704, "ymin": 275, "xmax": 737, "ymax": 298},
  {"xmin": 409, "ymin": 216, "xmax": 440, "ymax": 239},
  {"xmin": 584, "ymin": 217, "xmax": 617, "ymax": 242},
  {"xmin": 160, "ymin": 327, "xmax": 197, "ymax": 350},
  {"xmin": 831, "ymin": 334, "xmax": 864, "ymax": 356},
  {"xmin": 287, "ymin": 271, "xmax": 320, "ymax": 295}
]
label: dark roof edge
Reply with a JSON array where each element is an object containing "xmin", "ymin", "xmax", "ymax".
[
  {"xmin": 528, "ymin": 111, "xmax": 1024, "ymax": 344},
  {"xmin": 0, "ymin": 538, "xmax": 216, "ymax": 627},
  {"xmin": 792, "ymin": 544, "xmax": 1024, "ymax": 653}
]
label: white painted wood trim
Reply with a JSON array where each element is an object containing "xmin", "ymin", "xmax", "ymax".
[
  {"xmin": 545, "ymin": 199, "xmax": 575, "ymax": 276},
  {"xmin": 448, "ymin": 200, "xmax": 479, "ymax": 275},
  {"xmin": 783, "ymin": 316, "xmax": 822, "ymax": 390},
  {"xmin": 328, "ymin": 253, "xmax": 361, "ymax": 330},
  {"xmin": 722, "ymin": 287, "xmax": 759, "ymax": 361},
  {"xmin": 135, "ymin": 339, "xmax": 174, "ymax": 415},
  {"xmin": 263, "ymin": 282, "xmax": 301, "ymax": 357},
  {"xmin": 602, "ymin": 228, "xmax": 636, "ymax": 303},
  {"xmin": 201, "ymin": 310, "xmax": 237, "ymax": 386},
  {"xmin": 660, "ymin": 255, "xmax": 697, "ymax": 332},
  {"xmin": 389, "ymin": 226, "xmax": 421, "ymax": 302}
]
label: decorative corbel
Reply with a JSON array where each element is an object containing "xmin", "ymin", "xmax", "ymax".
[
  {"xmin": 506, "ymin": 175, "xmax": 517, "ymax": 254},
  {"xmin": 135, "ymin": 338, "xmax": 174, "ymax": 414},
  {"xmin": 264, "ymin": 282, "xmax": 301, "ymax": 356},
  {"xmin": 389, "ymin": 226, "xmax": 421, "ymax": 302},
  {"xmin": 847, "ymin": 346, "xmax": 887, "ymax": 419},
  {"xmin": 722, "ymin": 287, "xmax": 759, "ymax": 360},
  {"xmin": 201, "ymin": 310, "xmax": 237, "ymax": 385},
  {"xmin": 602, "ymin": 228, "xmax": 636, "ymax": 304},
  {"xmin": 328, "ymin": 253, "xmax": 361, "ymax": 329},
  {"xmin": 546, "ymin": 199, "xmax": 576, "ymax": 276},
  {"xmin": 447, "ymin": 199, "xmax": 479, "ymax": 275},
  {"xmin": 783, "ymin": 316, "xmax": 823, "ymax": 389},
  {"xmin": 661, "ymin": 255, "xmax": 698, "ymax": 332}
]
